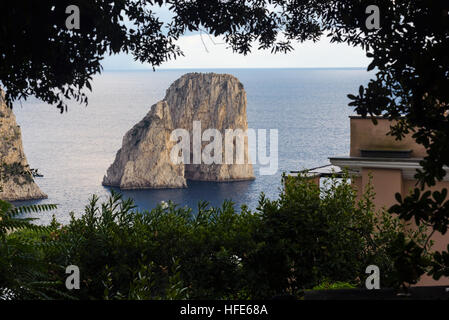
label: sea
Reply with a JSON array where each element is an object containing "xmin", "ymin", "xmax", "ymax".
[{"xmin": 12, "ymin": 68, "xmax": 372, "ymax": 224}]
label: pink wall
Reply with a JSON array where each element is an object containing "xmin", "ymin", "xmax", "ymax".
[
  {"xmin": 361, "ymin": 168, "xmax": 402, "ymax": 210},
  {"xmin": 350, "ymin": 117, "xmax": 427, "ymax": 157},
  {"xmin": 402, "ymin": 179, "xmax": 449, "ymax": 286},
  {"xmin": 354, "ymin": 171, "xmax": 449, "ymax": 286},
  {"xmin": 350, "ymin": 117, "xmax": 449, "ymax": 286}
]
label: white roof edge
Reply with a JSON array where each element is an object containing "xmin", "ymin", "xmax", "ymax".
[{"xmin": 329, "ymin": 157, "xmax": 449, "ymax": 181}]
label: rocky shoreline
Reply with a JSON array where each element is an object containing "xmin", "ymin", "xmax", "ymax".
[{"xmin": 0, "ymin": 90, "xmax": 47, "ymax": 201}]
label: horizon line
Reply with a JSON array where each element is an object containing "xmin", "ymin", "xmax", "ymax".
[{"xmin": 102, "ymin": 66, "xmax": 368, "ymax": 71}]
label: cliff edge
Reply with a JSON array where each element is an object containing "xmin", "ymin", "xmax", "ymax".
[{"xmin": 0, "ymin": 90, "xmax": 47, "ymax": 201}]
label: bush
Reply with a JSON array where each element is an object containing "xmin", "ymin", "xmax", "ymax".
[
  {"xmin": 0, "ymin": 200, "xmax": 65, "ymax": 299},
  {"xmin": 41, "ymin": 193, "xmax": 260, "ymax": 299},
  {"xmin": 245, "ymin": 173, "xmax": 429, "ymax": 297},
  {"xmin": 311, "ymin": 280, "xmax": 356, "ymax": 291},
  {"xmin": 2, "ymin": 174, "xmax": 430, "ymax": 300}
]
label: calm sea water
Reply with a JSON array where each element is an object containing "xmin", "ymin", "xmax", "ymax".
[{"xmin": 13, "ymin": 68, "xmax": 372, "ymax": 224}]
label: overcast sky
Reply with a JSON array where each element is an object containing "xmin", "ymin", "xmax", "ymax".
[
  {"xmin": 101, "ymin": 4, "xmax": 370, "ymax": 70},
  {"xmin": 101, "ymin": 35, "xmax": 370, "ymax": 70}
]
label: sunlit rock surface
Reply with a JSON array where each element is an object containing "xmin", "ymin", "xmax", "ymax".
[
  {"xmin": 0, "ymin": 90, "xmax": 47, "ymax": 201},
  {"xmin": 103, "ymin": 73, "xmax": 254, "ymax": 189}
]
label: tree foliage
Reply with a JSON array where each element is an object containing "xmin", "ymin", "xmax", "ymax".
[{"xmin": 0, "ymin": 0, "xmax": 182, "ymax": 111}]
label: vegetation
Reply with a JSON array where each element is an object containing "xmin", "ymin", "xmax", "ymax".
[
  {"xmin": 0, "ymin": 200, "xmax": 64, "ymax": 299},
  {"xmin": 0, "ymin": 162, "xmax": 34, "ymax": 185},
  {"xmin": 0, "ymin": 174, "xmax": 433, "ymax": 300},
  {"xmin": 311, "ymin": 280, "xmax": 356, "ymax": 291},
  {"xmin": 1, "ymin": 1, "xmax": 448, "ymax": 280},
  {"xmin": 1, "ymin": 0, "xmax": 448, "ymax": 294}
]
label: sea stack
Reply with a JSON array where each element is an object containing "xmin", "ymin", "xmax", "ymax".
[
  {"xmin": 103, "ymin": 73, "xmax": 255, "ymax": 189},
  {"xmin": 0, "ymin": 90, "xmax": 47, "ymax": 201}
]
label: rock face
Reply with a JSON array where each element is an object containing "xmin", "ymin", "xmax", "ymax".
[
  {"xmin": 103, "ymin": 73, "xmax": 255, "ymax": 189},
  {"xmin": 0, "ymin": 90, "xmax": 47, "ymax": 201},
  {"xmin": 103, "ymin": 101, "xmax": 187, "ymax": 189}
]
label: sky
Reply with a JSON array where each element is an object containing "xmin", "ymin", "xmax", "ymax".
[
  {"xmin": 101, "ymin": 5, "xmax": 370, "ymax": 70},
  {"xmin": 101, "ymin": 35, "xmax": 370, "ymax": 70}
]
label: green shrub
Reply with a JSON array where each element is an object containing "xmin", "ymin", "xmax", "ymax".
[
  {"xmin": 0, "ymin": 162, "xmax": 33, "ymax": 185},
  {"xmin": 245, "ymin": 173, "xmax": 430, "ymax": 297},
  {"xmin": 311, "ymin": 280, "xmax": 356, "ymax": 291},
  {"xmin": 0, "ymin": 199, "xmax": 66, "ymax": 299},
  {"xmin": 41, "ymin": 192, "xmax": 260, "ymax": 299},
  {"xmin": 1, "ymin": 173, "xmax": 431, "ymax": 300}
]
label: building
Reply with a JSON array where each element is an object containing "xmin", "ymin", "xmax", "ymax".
[{"xmin": 304, "ymin": 116, "xmax": 449, "ymax": 286}]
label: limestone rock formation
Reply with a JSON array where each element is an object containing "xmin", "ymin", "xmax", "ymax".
[
  {"xmin": 103, "ymin": 73, "xmax": 255, "ymax": 189},
  {"xmin": 103, "ymin": 101, "xmax": 187, "ymax": 189},
  {"xmin": 0, "ymin": 90, "xmax": 47, "ymax": 201}
]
